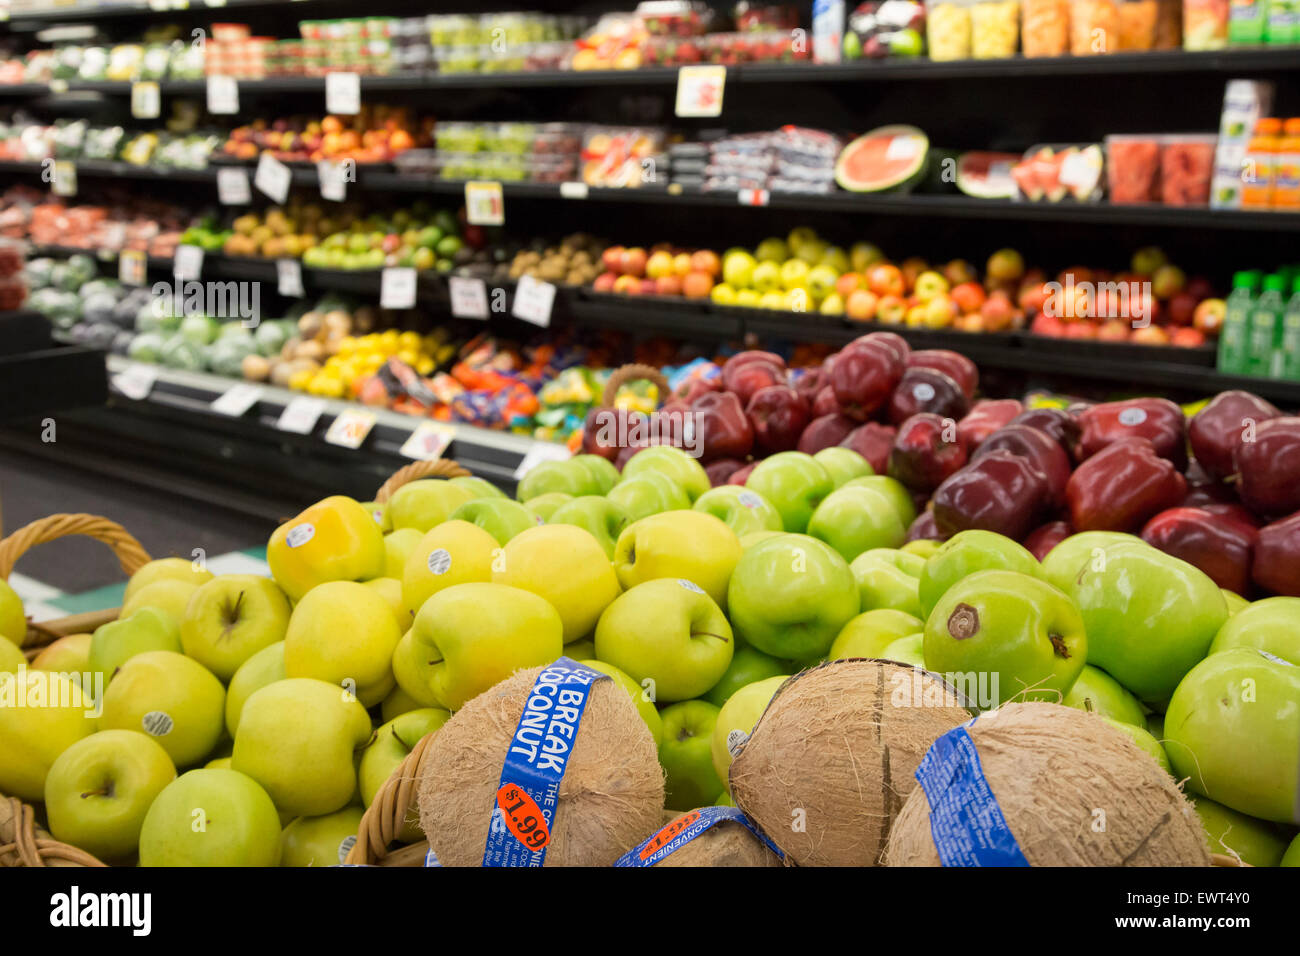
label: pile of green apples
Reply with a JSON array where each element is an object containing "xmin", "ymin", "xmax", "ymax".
[{"xmin": 2, "ymin": 440, "xmax": 1297, "ymax": 867}]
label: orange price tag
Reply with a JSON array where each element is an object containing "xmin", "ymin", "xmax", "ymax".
[
  {"xmin": 495, "ymin": 783, "xmax": 551, "ymax": 851},
  {"xmin": 639, "ymin": 810, "xmax": 701, "ymax": 860}
]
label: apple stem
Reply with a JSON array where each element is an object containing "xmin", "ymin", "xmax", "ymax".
[
  {"xmin": 81, "ymin": 784, "xmax": 113, "ymax": 799},
  {"xmin": 1049, "ymin": 633, "xmax": 1071, "ymax": 658},
  {"xmin": 692, "ymin": 631, "xmax": 730, "ymax": 643}
]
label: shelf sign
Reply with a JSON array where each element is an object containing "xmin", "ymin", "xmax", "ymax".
[
  {"xmin": 559, "ymin": 181, "xmax": 588, "ymax": 200},
  {"xmin": 50, "ymin": 160, "xmax": 76, "ymax": 197},
  {"xmin": 206, "ymin": 75, "xmax": 239, "ymax": 115},
  {"xmin": 276, "ymin": 396, "xmax": 327, "ymax": 434},
  {"xmin": 675, "ymin": 65, "xmax": 726, "ymax": 118},
  {"xmin": 449, "ymin": 276, "xmax": 489, "ymax": 319},
  {"xmin": 317, "ymin": 159, "xmax": 348, "ymax": 202},
  {"xmin": 400, "ymin": 421, "xmax": 456, "ymax": 461},
  {"xmin": 464, "ymin": 181, "xmax": 504, "ymax": 226},
  {"xmin": 380, "ymin": 267, "xmax": 417, "ymax": 309},
  {"xmin": 255, "ymin": 153, "xmax": 292, "ymax": 204},
  {"xmin": 512, "ymin": 441, "xmax": 571, "ymax": 480},
  {"xmin": 512, "ymin": 274, "xmax": 556, "ymax": 328},
  {"xmin": 211, "ymin": 383, "xmax": 262, "ymax": 417},
  {"xmin": 173, "ymin": 244, "xmax": 204, "ymax": 281},
  {"xmin": 119, "ymin": 250, "xmax": 147, "ymax": 286},
  {"xmin": 49, "ymin": 79, "xmax": 68, "ymax": 94},
  {"xmin": 113, "ymin": 363, "xmax": 157, "ymax": 401},
  {"xmin": 217, "ymin": 166, "xmax": 251, "ymax": 205},
  {"xmin": 277, "ymin": 258, "xmax": 304, "ymax": 297},
  {"xmin": 325, "ymin": 72, "xmax": 361, "ymax": 115},
  {"xmin": 738, "ymin": 188, "xmax": 769, "ymax": 207},
  {"xmin": 325, "ymin": 409, "xmax": 376, "ymax": 449},
  {"xmin": 131, "ymin": 81, "xmax": 161, "ymax": 120}
]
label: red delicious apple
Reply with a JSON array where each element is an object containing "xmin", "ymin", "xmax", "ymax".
[
  {"xmin": 1253, "ymin": 510, "xmax": 1300, "ymax": 597},
  {"xmin": 905, "ymin": 349, "xmax": 978, "ymax": 400},
  {"xmin": 1077, "ymin": 398, "xmax": 1187, "ymax": 470},
  {"xmin": 973, "ymin": 423, "xmax": 1073, "ymax": 506},
  {"xmin": 1166, "ymin": 291, "xmax": 1198, "ymax": 327},
  {"xmin": 887, "ymin": 367, "xmax": 970, "ymax": 427},
  {"xmin": 905, "ymin": 510, "xmax": 948, "ymax": 543},
  {"xmin": 887, "ymin": 412, "xmax": 968, "ymax": 493},
  {"xmin": 830, "ymin": 339, "xmax": 904, "ymax": 421},
  {"xmin": 839, "ymin": 421, "xmax": 896, "ymax": 474},
  {"xmin": 1024, "ymin": 520, "xmax": 1072, "ymax": 561},
  {"xmin": 811, "ymin": 384, "xmax": 841, "ymax": 418},
  {"xmin": 853, "ymin": 330, "xmax": 910, "ymax": 365},
  {"xmin": 746, "ymin": 385, "xmax": 811, "ymax": 456},
  {"xmin": 690, "ymin": 390, "xmax": 753, "ymax": 461},
  {"xmin": 705, "ymin": 458, "xmax": 747, "ymax": 486},
  {"xmin": 930, "ymin": 450, "xmax": 1051, "ymax": 541},
  {"xmin": 721, "ymin": 352, "xmax": 787, "ymax": 407},
  {"xmin": 1010, "ymin": 407, "xmax": 1081, "ymax": 460},
  {"xmin": 1234, "ymin": 417, "xmax": 1300, "ymax": 518},
  {"xmin": 672, "ymin": 373, "xmax": 722, "ymax": 405},
  {"xmin": 957, "ymin": 399, "xmax": 1024, "ymax": 452},
  {"xmin": 1065, "ymin": 438, "xmax": 1187, "ymax": 533},
  {"xmin": 1141, "ymin": 506, "xmax": 1257, "ymax": 596},
  {"xmin": 1188, "ymin": 390, "xmax": 1283, "ymax": 483},
  {"xmin": 797, "ymin": 413, "xmax": 858, "ymax": 455},
  {"xmin": 581, "ymin": 406, "xmax": 646, "ymax": 461},
  {"xmin": 727, "ymin": 462, "xmax": 758, "ymax": 486}
]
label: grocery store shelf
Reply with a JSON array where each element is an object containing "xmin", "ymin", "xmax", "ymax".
[
  {"xmin": 2, "ymin": 0, "xmax": 311, "ymax": 23},
  {"xmin": 0, "ymin": 309, "xmax": 108, "ymax": 420},
  {"xmin": 0, "ymin": 157, "xmax": 216, "ymax": 180}
]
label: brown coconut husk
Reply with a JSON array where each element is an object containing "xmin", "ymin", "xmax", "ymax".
[
  {"xmin": 653, "ymin": 816, "xmax": 784, "ymax": 868},
  {"xmin": 417, "ymin": 665, "xmax": 664, "ymax": 867},
  {"xmin": 729, "ymin": 659, "xmax": 971, "ymax": 867},
  {"xmin": 886, "ymin": 702, "xmax": 1212, "ymax": 867}
]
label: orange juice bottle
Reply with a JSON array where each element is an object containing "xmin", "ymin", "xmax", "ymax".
[
  {"xmin": 1273, "ymin": 118, "xmax": 1300, "ymax": 210},
  {"xmin": 1241, "ymin": 117, "xmax": 1281, "ymax": 208}
]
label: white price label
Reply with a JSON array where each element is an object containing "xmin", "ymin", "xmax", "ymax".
[
  {"xmin": 400, "ymin": 421, "xmax": 456, "ymax": 461},
  {"xmin": 325, "ymin": 72, "xmax": 361, "ymax": 115},
  {"xmin": 380, "ymin": 267, "xmax": 417, "ymax": 309},
  {"xmin": 211, "ymin": 383, "xmax": 262, "ymax": 416},
  {"xmin": 276, "ymin": 396, "xmax": 327, "ymax": 434},
  {"xmin": 216, "ymin": 166, "xmax": 251, "ymax": 205},
  {"xmin": 559, "ymin": 181, "xmax": 588, "ymax": 199},
  {"xmin": 119, "ymin": 250, "xmax": 147, "ymax": 286},
  {"xmin": 131, "ymin": 81, "xmax": 160, "ymax": 119},
  {"xmin": 325, "ymin": 409, "xmax": 376, "ymax": 449},
  {"xmin": 113, "ymin": 363, "xmax": 157, "ymax": 401},
  {"xmin": 206, "ymin": 75, "xmax": 239, "ymax": 115},
  {"xmin": 51, "ymin": 160, "xmax": 76, "ymax": 197},
  {"xmin": 738, "ymin": 188, "xmax": 769, "ymax": 206},
  {"xmin": 512, "ymin": 274, "xmax": 556, "ymax": 328},
  {"xmin": 277, "ymin": 258, "xmax": 304, "ymax": 297},
  {"xmin": 173, "ymin": 244, "xmax": 204, "ymax": 281},
  {"xmin": 49, "ymin": 79, "xmax": 68, "ymax": 94},
  {"xmin": 317, "ymin": 159, "xmax": 347, "ymax": 202},
  {"xmin": 254, "ymin": 153, "xmax": 292, "ymax": 204},
  {"xmin": 448, "ymin": 276, "xmax": 489, "ymax": 319},
  {"xmin": 675, "ymin": 65, "xmax": 726, "ymax": 118},
  {"xmin": 464, "ymin": 181, "xmax": 504, "ymax": 226},
  {"xmin": 512, "ymin": 441, "xmax": 571, "ymax": 480}
]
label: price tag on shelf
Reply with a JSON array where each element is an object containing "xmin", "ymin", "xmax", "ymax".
[
  {"xmin": 277, "ymin": 258, "xmax": 304, "ymax": 297},
  {"xmin": 448, "ymin": 276, "xmax": 489, "ymax": 320},
  {"xmin": 464, "ymin": 181, "xmax": 504, "ymax": 226},
  {"xmin": 173, "ymin": 244, "xmax": 204, "ymax": 281},
  {"xmin": 325, "ymin": 71, "xmax": 361, "ymax": 115},
  {"xmin": 113, "ymin": 363, "xmax": 157, "ymax": 401},
  {"xmin": 559, "ymin": 181, "xmax": 588, "ymax": 200},
  {"xmin": 675, "ymin": 64, "xmax": 726, "ymax": 118},
  {"xmin": 380, "ymin": 267, "xmax": 417, "ymax": 310},
  {"xmin": 317, "ymin": 159, "xmax": 347, "ymax": 202},
  {"xmin": 49, "ymin": 79, "xmax": 68, "ymax": 94},
  {"xmin": 738, "ymin": 188, "xmax": 769, "ymax": 207},
  {"xmin": 512, "ymin": 274, "xmax": 556, "ymax": 328},
  {"xmin": 325, "ymin": 409, "xmax": 376, "ymax": 449},
  {"xmin": 512, "ymin": 441, "xmax": 571, "ymax": 480},
  {"xmin": 118, "ymin": 249, "xmax": 147, "ymax": 286},
  {"xmin": 50, "ymin": 160, "xmax": 76, "ymax": 197},
  {"xmin": 254, "ymin": 153, "xmax": 291, "ymax": 204},
  {"xmin": 216, "ymin": 166, "xmax": 251, "ymax": 205},
  {"xmin": 400, "ymin": 421, "xmax": 456, "ymax": 461},
  {"xmin": 276, "ymin": 396, "xmax": 327, "ymax": 435},
  {"xmin": 131, "ymin": 81, "xmax": 161, "ymax": 120},
  {"xmin": 206, "ymin": 75, "xmax": 239, "ymax": 115},
  {"xmin": 211, "ymin": 383, "xmax": 262, "ymax": 417}
]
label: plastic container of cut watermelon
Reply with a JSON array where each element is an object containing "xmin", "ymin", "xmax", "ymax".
[
  {"xmin": 1159, "ymin": 133, "xmax": 1216, "ymax": 206},
  {"xmin": 1105, "ymin": 134, "xmax": 1161, "ymax": 203},
  {"xmin": 1011, "ymin": 142, "xmax": 1105, "ymax": 203}
]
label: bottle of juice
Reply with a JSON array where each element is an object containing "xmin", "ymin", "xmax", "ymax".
[
  {"xmin": 1266, "ymin": 0, "xmax": 1297, "ymax": 42},
  {"xmin": 1218, "ymin": 270, "xmax": 1257, "ymax": 374},
  {"xmin": 1242, "ymin": 118, "xmax": 1281, "ymax": 209},
  {"xmin": 1228, "ymin": 0, "xmax": 1269, "ymax": 42},
  {"xmin": 1273, "ymin": 118, "xmax": 1300, "ymax": 210},
  {"xmin": 1246, "ymin": 273, "xmax": 1286, "ymax": 377},
  {"xmin": 1282, "ymin": 275, "xmax": 1300, "ymax": 380}
]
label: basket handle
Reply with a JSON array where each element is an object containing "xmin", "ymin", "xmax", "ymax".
[
  {"xmin": 0, "ymin": 514, "xmax": 151, "ymax": 583},
  {"xmin": 601, "ymin": 363, "xmax": 670, "ymax": 409},
  {"xmin": 0, "ymin": 796, "xmax": 107, "ymax": 867},
  {"xmin": 346, "ymin": 730, "xmax": 438, "ymax": 866},
  {"xmin": 373, "ymin": 458, "xmax": 472, "ymax": 505}
]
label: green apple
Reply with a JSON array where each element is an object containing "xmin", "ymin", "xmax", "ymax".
[
  {"xmin": 918, "ymin": 530, "xmax": 1042, "ymax": 620},
  {"xmin": 613, "ymin": 511, "xmax": 741, "ymax": 609},
  {"xmin": 284, "ymin": 580, "xmax": 401, "ymax": 707},
  {"xmin": 1147, "ymin": 712, "xmax": 1164, "ymax": 738},
  {"xmin": 409, "ymin": 582, "xmax": 564, "ymax": 710},
  {"xmin": 359, "ymin": 708, "xmax": 450, "ymax": 842},
  {"xmin": 692, "ymin": 485, "xmax": 783, "ymax": 538},
  {"xmin": 88, "ymin": 607, "xmax": 182, "ymax": 687},
  {"xmin": 30, "ymin": 632, "xmax": 92, "ymax": 672},
  {"xmin": 232, "ymin": 678, "xmax": 373, "ymax": 817},
  {"xmin": 516, "ymin": 459, "xmax": 598, "ymax": 501},
  {"xmin": 267, "ymin": 495, "xmax": 386, "ymax": 602},
  {"xmin": 711, "ymin": 674, "xmax": 786, "ymax": 783},
  {"xmin": 225, "ymin": 641, "xmax": 285, "ymax": 737},
  {"xmin": 1, "ymin": 636, "xmax": 25, "ymax": 673},
  {"xmin": 99, "ymin": 650, "xmax": 225, "ymax": 768},
  {"xmin": 829, "ymin": 608, "xmax": 924, "ymax": 660},
  {"xmin": 812, "ymin": 446, "xmax": 874, "ymax": 487},
  {"xmin": 391, "ymin": 628, "xmax": 440, "ymax": 708},
  {"xmin": 571, "ymin": 454, "xmax": 621, "ymax": 495},
  {"xmin": 139, "ymin": 768, "xmax": 281, "ymax": 866},
  {"xmin": 1165, "ymin": 647, "xmax": 1300, "ymax": 824},
  {"xmin": 280, "ymin": 805, "xmax": 366, "ymax": 867},
  {"xmin": 0, "ymin": 669, "xmax": 96, "ymax": 800},
  {"xmin": 806, "ymin": 485, "xmax": 907, "ymax": 562},
  {"xmin": 659, "ymin": 700, "xmax": 724, "ymax": 811},
  {"xmin": 44, "ymin": 729, "xmax": 176, "ymax": 862},
  {"xmin": 606, "ymin": 471, "xmax": 691, "ymax": 523},
  {"xmin": 620, "ymin": 446, "xmax": 710, "ymax": 502},
  {"xmin": 449, "ymin": 475, "xmax": 505, "ymax": 500},
  {"xmin": 901, "ymin": 539, "xmax": 941, "ymax": 560},
  {"xmin": 1222, "ymin": 589, "xmax": 1250, "ymax": 615},
  {"xmin": 1069, "ymin": 541, "xmax": 1228, "ymax": 702},
  {"xmin": 205, "ymin": 757, "xmax": 232, "ymax": 770},
  {"xmin": 703, "ymin": 644, "xmax": 792, "ymax": 707},
  {"xmin": 745, "ymin": 451, "xmax": 833, "ymax": 532},
  {"xmin": 549, "ymin": 496, "xmax": 631, "ymax": 559},
  {"xmin": 119, "ymin": 578, "xmax": 200, "ymax": 629},
  {"xmin": 1102, "ymin": 716, "xmax": 1171, "ymax": 774},
  {"xmin": 385, "ymin": 479, "xmax": 476, "ymax": 533},
  {"xmin": 1040, "ymin": 530, "xmax": 1142, "ymax": 594},
  {"xmin": 726, "ymin": 533, "xmax": 859, "ymax": 660},
  {"xmin": 1193, "ymin": 796, "xmax": 1291, "ymax": 867},
  {"xmin": 594, "ymin": 579, "xmax": 733, "ymax": 703},
  {"xmin": 1062, "ymin": 664, "xmax": 1146, "ymax": 726},
  {"xmin": 740, "ymin": 530, "xmax": 784, "ymax": 550},
  {"xmin": 0, "ymin": 578, "xmax": 26, "ymax": 644},
  {"xmin": 580, "ymin": 659, "xmax": 662, "ymax": 745},
  {"xmin": 841, "ymin": 475, "xmax": 917, "ymax": 527},
  {"xmin": 380, "ymin": 684, "xmax": 425, "ymax": 722},
  {"xmin": 1209, "ymin": 596, "xmax": 1300, "ymax": 663},
  {"xmin": 401, "ymin": 519, "xmax": 498, "ymax": 620},
  {"xmin": 383, "ymin": 528, "xmax": 424, "ymax": 579},
  {"xmin": 880, "ymin": 633, "xmax": 925, "ymax": 667},
  {"xmin": 851, "ymin": 548, "xmax": 924, "ymax": 616},
  {"xmin": 492, "ymin": 524, "xmax": 621, "ymax": 643},
  {"xmin": 180, "ymin": 574, "xmax": 290, "ymax": 682},
  {"xmin": 522, "ymin": 492, "xmax": 572, "ymax": 522},
  {"xmin": 715, "ymin": 789, "xmax": 736, "ymax": 807},
  {"xmin": 565, "ymin": 638, "xmax": 595, "ymax": 661},
  {"xmin": 123, "ymin": 557, "xmax": 213, "ymax": 606},
  {"xmin": 449, "ymin": 497, "xmax": 538, "ymax": 545},
  {"xmin": 924, "ymin": 570, "xmax": 1086, "ymax": 707},
  {"xmin": 1283, "ymin": 834, "xmax": 1300, "ymax": 867}
]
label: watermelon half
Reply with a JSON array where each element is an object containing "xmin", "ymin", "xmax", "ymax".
[
  {"xmin": 835, "ymin": 125, "xmax": 929, "ymax": 194},
  {"xmin": 955, "ymin": 151, "xmax": 1021, "ymax": 199}
]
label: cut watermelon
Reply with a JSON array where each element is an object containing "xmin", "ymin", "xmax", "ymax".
[
  {"xmin": 834, "ymin": 125, "xmax": 930, "ymax": 194},
  {"xmin": 955, "ymin": 151, "xmax": 1021, "ymax": 199}
]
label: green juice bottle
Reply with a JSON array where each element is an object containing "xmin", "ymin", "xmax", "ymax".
[
  {"xmin": 1282, "ymin": 275, "xmax": 1300, "ymax": 380},
  {"xmin": 1218, "ymin": 271, "xmax": 1258, "ymax": 375},
  {"xmin": 1245, "ymin": 273, "xmax": 1286, "ymax": 378}
]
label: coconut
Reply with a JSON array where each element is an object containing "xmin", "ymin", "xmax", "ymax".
[
  {"xmin": 417, "ymin": 665, "xmax": 663, "ymax": 867},
  {"xmin": 730, "ymin": 659, "xmax": 970, "ymax": 867},
  {"xmin": 886, "ymin": 702, "xmax": 1212, "ymax": 867},
  {"xmin": 652, "ymin": 814, "xmax": 783, "ymax": 868}
]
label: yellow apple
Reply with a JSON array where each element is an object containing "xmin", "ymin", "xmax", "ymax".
[
  {"xmin": 139, "ymin": 768, "xmax": 282, "ymax": 866},
  {"xmin": 612, "ymin": 511, "xmax": 741, "ymax": 609},
  {"xmin": 122, "ymin": 557, "xmax": 213, "ymax": 605},
  {"xmin": 284, "ymin": 581, "xmax": 402, "ymax": 707},
  {"xmin": 224, "ymin": 641, "xmax": 285, "ymax": 737},
  {"xmin": 383, "ymin": 528, "xmax": 423, "ymax": 579},
  {"xmin": 492, "ymin": 524, "xmax": 621, "ymax": 643},
  {"xmin": 379, "ymin": 684, "xmax": 425, "ymax": 722},
  {"xmin": 391, "ymin": 629, "xmax": 441, "ymax": 708},
  {"xmin": 180, "ymin": 575, "xmax": 291, "ymax": 682},
  {"xmin": 711, "ymin": 674, "xmax": 788, "ymax": 782},
  {"xmin": 99, "ymin": 650, "xmax": 226, "ymax": 768},
  {"xmin": 267, "ymin": 495, "xmax": 386, "ymax": 602},
  {"xmin": 1, "ymin": 636, "xmax": 26, "ymax": 673},
  {"xmin": 31, "ymin": 633, "xmax": 92, "ymax": 672},
  {"xmin": 0, "ymin": 578, "xmax": 26, "ymax": 644},
  {"xmin": 280, "ymin": 805, "xmax": 366, "ymax": 867},
  {"xmin": 580, "ymin": 659, "xmax": 662, "ymax": 746},
  {"xmin": 385, "ymin": 479, "xmax": 476, "ymax": 533},
  {"xmin": 364, "ymin": 577, "xmax": 410, "ymax": 631},
  {"xmin": 119, "ymin": 578, "xmax": 201, "ymax": 629},
  {"xmin": 401, "ymin": 519, "xmax": 498, "ymax": 620},
  {"xmin": 0, "ymin": 669, "xmax": 97, "ymax": 800}
]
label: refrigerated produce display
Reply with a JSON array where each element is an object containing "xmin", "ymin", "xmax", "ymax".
[{"xmin": 0, "ymin": 0, "xmax": 1298, "ymax": 889}]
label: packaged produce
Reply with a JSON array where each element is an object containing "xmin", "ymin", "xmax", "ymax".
[
  {"xmin": 1154, "ymin": 0, "xmax": 1183, "ymax": 45},
  {"xmin": 1160, "ymin": 134, "xmax": 1216, "ymax": 206},
  {"xmin": 1012, "ymin": 144, "xmax": 1104, "ymax": 202},
  {"xmin": 636, "ymin": 1, "xmax": 717, "ymax": 35},
  {"xmin": 1117, "ymin": 0, "xmax": 1159, "ymax": 47},
  {"xmin": 580, "ymin": 127, "xmax": 664, "ymax": 188},
  {"xmin": 971, "ymin": 0, "xmax": 1020, "ymax": 56},
  {"xmin": 1021, "ymin": 0, "xmax": 1069, "ymax": 54},
  {"xmin": 842, "ymin": 1, "xmax": 928, "ymax": 58},
  {"xmin": 955, "ymin": 150, "xmax": 1021, "ymax": 197},
  {"xmin": 835, "ymin": 125, "xmax": 930, "ymax": 193},
  {"xmin": 926, "ymin": 0, "xmax": 973, "ymax": 59},
  {"xmin": 1183, "ymin": 0, "xmax": 1229, "ymax": 48},
  {"xmin": 1070, "ymin": 0, "xmax": 1121, "ymax": 52},
  {"xmin": 1106, "ymin": 135, "xmax": 1162, "ymax": 203}
]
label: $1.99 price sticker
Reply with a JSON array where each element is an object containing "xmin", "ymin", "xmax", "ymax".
[{"xmin": 494, "ymin": 784, "xmax": 550, "ymax": 851}]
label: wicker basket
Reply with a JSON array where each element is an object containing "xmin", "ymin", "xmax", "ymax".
[{"xmin": 600, "ymin": 362, "xmax": 670, "ymax": 410}]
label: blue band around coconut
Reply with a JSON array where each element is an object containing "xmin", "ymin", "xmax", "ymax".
[
  {"xmin": 613, "ymin": 805, "xmax": 784, "ymax": 866},
  {"xmin": 914, "ymin": 723, "xmax": 1029, "ymax": 867},
  {"xmin": 424, "ymin": 848, "xmax": 441, "ymax": 867},
  {"xmin": 482, "ymin": 657, "xmax": 609, "ymax": 867}
]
